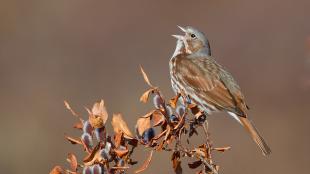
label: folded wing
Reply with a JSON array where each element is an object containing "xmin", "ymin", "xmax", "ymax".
[{"xmin": 173, "ymin": 55, "xmax": 247, "ymax": 116}]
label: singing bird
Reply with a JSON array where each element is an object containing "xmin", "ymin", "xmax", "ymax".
[{"xmin": 170, "ymin": 26, "xmax": 271, "ymax": 156}]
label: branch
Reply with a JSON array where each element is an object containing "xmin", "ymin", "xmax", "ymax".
[{"xmin": 49, "ymin": 67, "xmax": 230, "ymax": 174}]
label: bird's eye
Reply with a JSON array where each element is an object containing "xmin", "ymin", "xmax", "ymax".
[{"xmin": 190, "ymin": 34, "xmax": 196, "ymax": 38}]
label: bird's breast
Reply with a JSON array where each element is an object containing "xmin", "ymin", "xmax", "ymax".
[{"xmin": 169, "ymin": 56, "xmax": 183, "ymax": 95}]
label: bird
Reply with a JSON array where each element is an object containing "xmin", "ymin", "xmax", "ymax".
[{"xmin": 169, "ymin": 26, "xmax": 271, "ymax": 156}]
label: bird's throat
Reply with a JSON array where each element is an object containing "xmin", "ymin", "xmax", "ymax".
[{"xmin": 171, "ymin": 39, "xmax": 186, "ymax": 58}]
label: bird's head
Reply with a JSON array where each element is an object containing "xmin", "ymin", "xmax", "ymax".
[{"xmin": 172, "ymin": 26, "xmax": 211, "ymax": 56}]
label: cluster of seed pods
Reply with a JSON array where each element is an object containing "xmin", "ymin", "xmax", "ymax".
[
  {"xmin": 80, "ymin": 121, "xmax": 110, "ymax": 174},
  {"xmin": 50, "ymin": 68, "xmax": 227, "ymax": 174}
]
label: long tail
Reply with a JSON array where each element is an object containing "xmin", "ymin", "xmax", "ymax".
[{"xmin": 238, "ymin": 117, "xmax": 271, "ymax": 156}]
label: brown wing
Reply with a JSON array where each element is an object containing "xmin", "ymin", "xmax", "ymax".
[{"xmin": 173, "ymin": 55, "xmax": 248, "ymax": 116}]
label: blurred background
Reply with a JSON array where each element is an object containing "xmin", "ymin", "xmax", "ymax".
[{"xmin": 1, "ymin": 0, "xmax": 310, "ymax": 173}]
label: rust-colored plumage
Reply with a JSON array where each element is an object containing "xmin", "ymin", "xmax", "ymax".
[
  {"xmin": 170, "ymin": 26, "xmax": 271, "ymax": 155},
  {"xmin": 171, "ymin": 55, "xmax": 247, "ymax": 116}
]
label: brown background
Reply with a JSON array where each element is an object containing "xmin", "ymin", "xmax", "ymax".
[{"xmin": 1, "ymin": 0, "xmax": 310, "ymax": 174}]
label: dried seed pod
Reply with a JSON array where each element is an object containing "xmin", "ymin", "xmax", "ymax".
[
  {"xmin": 197, "ymin": 114, "xmax": 207, "ymax": 124},
  {"xmin": 117, "ymin": 158, "xmax": 125, "ymax": 167},
  {"xmin": 83, "ymin": 121, "xmax": 93, "ymax": 135},
  {"xmin": 185, "ymin": 96, "xmax": 191, "ymax": 104},
  {"xmin": 83, "ymin": 166, "xmax": 92, "ymax": 174},
  {"xmin": 119, "ymin": 145, "xmax": 126, "ymax": 150},
  {"xmin": 81, "ymin": 133, "xmax": 93, "ymax": 149},
  {"xmin": 169, "ymin": 114, "xmax": 179, "ymax": 123},
  {"xmin": 94, "ymin": 127, "xmax": 105, "ymax": 142},
  {"xmin": 153, "ymin": 94, "xmax": 164, "ymax": 109},
  {"xmin": 104, "ymin": 142, "xmax": 111, "ymax": 153},
  {"xmin": 99, "ymin": 149, "xmax": 109, "ymax": 160},
  {"xmin": 91, "ymin": 164, "xmax": 102, "ymax": 174},
  {"xmin": 142, "ymin": 128, "xmax": 155, "ymax": 144},
  {"xmin": 135, "ymin": 117, "xmax": 151, "ymax": 137},
  {"xmin": 100, "ymin": 142, "xmax": 111, "ymax": 160},
  {"xmin": 165, "ymin": 105, "xmax": 173, "ymax": 116},
  {"xmin": 176, "ymin": 105, "xmax": 185, "ymax": 117}
]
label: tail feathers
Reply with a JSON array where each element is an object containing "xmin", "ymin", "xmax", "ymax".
[{"xmin": 239, "ymin": 117, "xmax": 271, "ymax": 156}]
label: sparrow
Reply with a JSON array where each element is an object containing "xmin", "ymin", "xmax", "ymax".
[{"xmin": 169, "ymin": 26, "xmax": 271, "ymax": 156}]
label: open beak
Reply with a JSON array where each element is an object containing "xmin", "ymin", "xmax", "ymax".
[
  {"xmin": 171, "ymin": 34, "xmax": 184, "ymax": 40},
  {"xmin": 177, "ymin": 25, "xmax": 187, "ymax": 32},
  {"xmin": 172, "ymin": 25, "xmax": 187, "ymax": 40}
]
